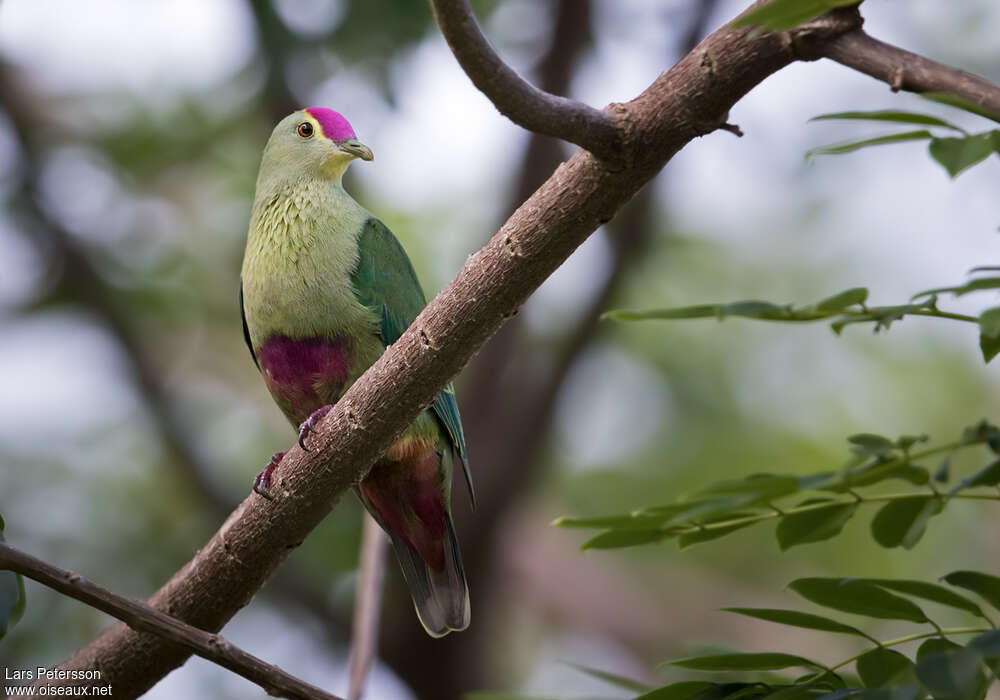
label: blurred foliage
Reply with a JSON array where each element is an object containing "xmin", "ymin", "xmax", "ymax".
[
  {"xmin": 805, "ymin": 102, "xmax": 1000, "ymax": 176},
  {"xmin": 528, "ymin": 88, "xmax": 1000, "ymax": 700},
  {"xmin": 732, "ymin": 0, "xmax": 864, "ymax": 32},
  {"xmin": 604, "ymin": 269, "xmax": 1000, "ymax": 363},
  {"xmin": 630, "ymin": 571, "xmax": 1000, "ymax": 700}
]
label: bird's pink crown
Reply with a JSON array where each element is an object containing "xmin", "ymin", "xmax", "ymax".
[{"xmin": 304, "ymin": 107, "xmax": 357, "ymax": 142}]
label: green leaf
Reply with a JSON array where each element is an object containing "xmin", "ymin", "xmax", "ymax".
[
  {"xmin": 941, "ymin": 571, "xmax": 1000, "ymax": 613},
  {"xmin": 928, "ymin": 131, "xmax": 1000, "ymax": 177},
  {"xmin": 669, "ymin": 652, "xmax": 824, "ymax": 671},
  {"xmin": 698, "ymin": 474, "xmax": 803, "ymax": 501},
  {"xmin": 934, "ymin": 456, "xmax": 952, "ymax": 483},
  {"xmin": 603, "ymin": 301, "xmax": 820, "ymax": 324},
  {"xmin": 949, "ymin": 458, "xmax": 1000, "ymax": 493},
  {"xmin": 699, "ymin": 683, "xmax": 772, "ymax": 700},
  {"xmin": 789, "ymin": 578, "xmax": 928, "ymax": 623},
  {"xmin": 554, "ymin": 512, "xmax": 675, "ymax": 531},
  {"xmin": 960, "ymin": 421, "xmax": 1000, "ymax": 450},
  {"xmin": 731, "ymin": 0, "xmax": 862, "ymax": 32},
  {"xmin": 869, "ymin": 497, "xmax": 942, "ymax": 549},
  {"xmin": 767, "ymin": 685, "xmax": 835, "ymax": 700},
  {"xmin": 918, "ymin": 639, "xmax": 962, "ymax": 658},
  {"xmin": 806, "ymin": 131, "xmax": 934, "ymax": 159},
  {"xmin": 968, "ymin": 629, "xmax": 1000, "ymax": 657},
  {"xmin": 678, "ymin": 518, "xmax": 759, "ymax": 550},
  {"xmin": 894, "ymin": 434, "xmax": 929, "ymax": 452},
  {"xmin": 565, "ymin": 663, "xmax": 649, "ymax": 693},
  {"xmin": 855, "ymin": 648, "xmax": 916, "ymax": 688},
  {"xmin": 846, "ymin": 434, "xmax": 896, "ymax": 457},
  {"xmin": 979, "ymin": 307, "xmax": 1000, "ymax": 362},
  {"xmin": 827, "ymin": 461, "xmax": 929, "ymax": 492},
  {"xmin": 582, "ymin": 529, "xmax": 663, "ymax": 550},
  {"xmin": 913, "ymin": 276, "xmax": 1000, "ymax": 299},
  {"xmin": 721, "ymin": 608, "xmax": 871, "ymax": 639},
  {"xmin": 914, "ymin": 639, "xmax": 986, "ymax": 700},
  {"xmin": 811, "ymin": 111, "xmax": 965, "ymax": 133},
  {"xmin": 814, "ymin": 288, "xmax": 869, "ymax": 311},
  {"xmin": 919, "ymin": 92, "xmax": 1000, "ymax": 124},
  {"xmin": 0, "ymin": 524, "xmax": 26, "ymax": 641},
  {"xmin": 632, "ymin": 681, "xmax": 717, "ymax": 700},
  {"xmin": 862, "ymin": 579, "xmax": 985, "ymax": 619},
  {"xmin": 667, "ymin": 497, "xmax": 767, "ymax": 524},
  {"xmin": 830, "ymin": 302, "xmax": 932, "ymax": 334},
  {"xmin": 776, "ymin": 501, "xmax": 858, "ymax": 550}
]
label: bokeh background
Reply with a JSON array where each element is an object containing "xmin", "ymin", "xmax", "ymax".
[{"xmin": 1, "ymin": 0, "xmax": 998, "ymax": 698}]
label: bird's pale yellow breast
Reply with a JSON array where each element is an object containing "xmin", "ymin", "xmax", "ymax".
[{"xmin": 241, "ymin": 179, "xmax": 375, "ymax": 347}]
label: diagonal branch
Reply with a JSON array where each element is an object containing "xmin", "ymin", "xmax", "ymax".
[
  {"xmin": 821, "ymin": 29, "xmax": 1000, "ymax": 121},
  {"xmin": 39, "ymin": 4, "xmax": 865, "ymax": 697},
  {"xmin": 0, "ymin": 543, "xmax": 341, "ymax": 700},
  {"xmin": 427, "ymin": 0, "xmax": 625, "ymax": 162}
]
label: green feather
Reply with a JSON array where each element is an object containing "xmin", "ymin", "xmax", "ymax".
[
  {"xmin": 352, "ymin": 217, "xmax": 426, "ymax": 337},
  {"xmin": 352, "ymin": 218, "xmax": 475, "ymax": 506}
]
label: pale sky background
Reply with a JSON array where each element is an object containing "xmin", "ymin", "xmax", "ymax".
[{"xmin": 0, "ymin": 1, "xmax": 998, "ymax": 698}]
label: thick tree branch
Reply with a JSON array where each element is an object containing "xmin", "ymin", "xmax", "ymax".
[
  {"xmin": 0, "ymin": 543, "xmax": 340, "ymax": 700},
  {"xmin": 427, "ymin": 0, "xmax": 625, "ymax": 162},
  {"xmin": 39, "ymin": 4, "xmax": 864, "ymax": 697},
  {"xmin": 380, "ymin": 4, "xmax": 617, "ymax": 692},
  {"xmin": 822, "ymin": 29, "xmax": 1000, "ymax": 121}
]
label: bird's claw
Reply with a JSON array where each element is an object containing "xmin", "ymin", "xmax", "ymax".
[
  {"xmin": 253, "ymin": 451, "xmax": 285, "ymax": 500},
  {"xmin": 297, "ymin": 405, "xmax": 333, "ymax": 452}
]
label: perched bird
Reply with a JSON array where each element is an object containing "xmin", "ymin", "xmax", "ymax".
[{"xmin": 240, "ymin": 107, "xmax": 472, "ymax": 637}]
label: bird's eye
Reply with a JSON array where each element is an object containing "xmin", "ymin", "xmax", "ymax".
[{"xmin": 296, "ymin": 122, "xmax": 314, "ymax": 138}]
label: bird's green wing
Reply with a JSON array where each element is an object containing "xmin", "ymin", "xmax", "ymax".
[{"xmin": 352, "ymin": 217, "xmax": 474, "ymax": 506}]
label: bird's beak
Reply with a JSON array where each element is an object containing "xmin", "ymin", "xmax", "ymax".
[{"xmin": 337, "ymin": 138, "xmax": 374, "ymax": 161}]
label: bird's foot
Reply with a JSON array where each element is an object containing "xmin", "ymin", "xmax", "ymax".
[
  {"xmin": 297, "ymin": 405, "xmax": 333, "ymax": 452},
  {"xmin": 253, "ymin": 451, "xmax": 286, "ymax": 500}
]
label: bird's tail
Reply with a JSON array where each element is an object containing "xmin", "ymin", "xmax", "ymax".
[{"xmin": 388, "ymin": 513, "xmax": 470, "ymax": 638}]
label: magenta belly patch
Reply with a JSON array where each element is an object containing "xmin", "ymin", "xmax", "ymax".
[{"xmin": 259, "ymin": 335, "xmax": 353, "ymax": 422}]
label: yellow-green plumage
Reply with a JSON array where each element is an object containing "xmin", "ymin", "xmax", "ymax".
[{"xmin": 240, "ymin": 108, "xmax": 471, "ymax": 637}]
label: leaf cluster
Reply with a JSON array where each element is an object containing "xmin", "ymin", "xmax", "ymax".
[
  {"xmin": 604, "ymin": 268, "xmax": 1000, "ymax": 363},
  {"xmin": 489, "ymin": 571, "xmax": 1000, "ymax": 700},
  {"xmin": 555, "ymin": 422, "xmax": 1000, "ymax": 552},
  {"xmin": 805, "ymin": 107, "xmax": 1000, "ymax": 177},
  {"xmin": 639, "ymin": 572, "xmax": 1000, "ymax": 700}
]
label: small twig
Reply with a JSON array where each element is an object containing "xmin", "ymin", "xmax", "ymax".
[
  {"xmin": 347, "ymin": 514, "xmax": 388, "ymax": 700},
  {"xmin": 823, "ymin": 29, "xmax": 1000, "ymax": 122},
  {"xmin": 426, "ymin": 0, "xmax": 625, "ymax": 162},
  {"xmin": 0, "ymin": 543, "xmax": 342, "ymax": 700},
  {"xmin": 662, "ymin": 490, "xmax": 1000, "ymax": 538},
  {"xmin": 827, "ymin": 627, "xmax": 988, "ymax": 673}
]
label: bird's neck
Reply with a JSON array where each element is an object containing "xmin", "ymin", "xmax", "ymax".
[{"xmin": 246, "ymin": 175, "xmax": 365, "ymax": 255}]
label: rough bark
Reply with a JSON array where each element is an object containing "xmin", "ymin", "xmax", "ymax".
[{"xmin": 378, "ymin": 2, "xmax": 711, "ymax": 696}]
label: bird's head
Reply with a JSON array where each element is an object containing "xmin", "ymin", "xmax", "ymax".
[{"xmin": 260, "ymin": 107, "xmax": 373, "ymax": 182}]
